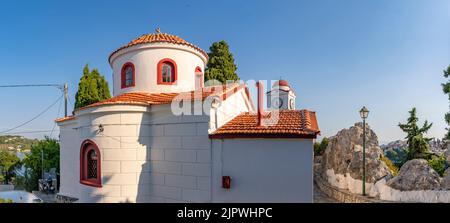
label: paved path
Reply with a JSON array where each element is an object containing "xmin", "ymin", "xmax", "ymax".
[{"xmin": 313, "ymin": 182, "xmax": 338, "ymax": 203}]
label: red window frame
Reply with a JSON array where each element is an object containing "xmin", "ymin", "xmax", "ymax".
[
  {"xmin": 121, "ymin": 62, "xmax": 135, "ymax": 89},
  {"xmin": 195, "ymin": 66, "xmax": 203, "ymax": 88},
  {"xmin": 157, "ymin": 58, "xmax": 177, "ymax": 85},
  {"xmin": 80, "ymin": 139, "xmax": 102, "ymax": 187}
]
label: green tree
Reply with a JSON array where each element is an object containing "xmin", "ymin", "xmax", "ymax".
[
  {"xmin": 204, "ymin": 40, "xmax": 239, "ymax": 84},
  {"xmin": 74, "ymin": 64, "xmax": 111, "ymax": 109},
  {"xmin": 441, "ymin": 65, "xmax": 450, "ymax": 139},
  {"xmin": 21, "ymin": 137, "xmax": 59, "ymax": 191},
  {"xmin": 0, "ymin": 150, "xmax": 21, "ymax": 184},
  {"xmin": 314, "ymin": 137, "xmax": 329, "ymax": 156},
  {"xmin": 398, "ymin": 108, "xmax": 433, "ymax": 160}
]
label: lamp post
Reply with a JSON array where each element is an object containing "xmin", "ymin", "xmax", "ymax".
[{"xmin": 359, "ymin": 106, "xmax": 369, "ymax": 196}]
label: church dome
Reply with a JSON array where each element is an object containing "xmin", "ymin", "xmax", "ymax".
[
  {"xmin": 273, "ymin": 80, "xmax": 290, "ymax": 87},
  {"xmin": 108, "ymin": 29, "xmax": 207, "ymax": 95},
  {"xmin": 109, "ymin": 31, "xmax": 208, "ymax": 63},
  {"xmin": 272, "ymin": 80, "xmax": 291, "ymax": 91}
]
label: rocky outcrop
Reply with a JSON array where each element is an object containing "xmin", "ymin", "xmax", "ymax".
[
  {"xmin": 387, "ymin": 159, "xmax": 441, "ymax": 191},
  {"xmin": 445, "ymin": 147, "xmax": 450, "ymax": 166},
  {"xmin": 442, "ymin": 168, "xmax": 450, "ymax": 190},
  {"xmin": 321, "ymin": 122, "xmax": 392, "ymax": 184},
  {"xmin": 381, "ymin": 140, "xmax": 407, "ymax": 151}
]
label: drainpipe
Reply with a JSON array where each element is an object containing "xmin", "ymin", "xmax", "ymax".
[{"xmin": 256, "ymin": 81, "xmax": 264, "ymax": 126}]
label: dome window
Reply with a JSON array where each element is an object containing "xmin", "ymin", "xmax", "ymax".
[
  {"xmin": 157, "ymin": 59, "xmax": 177, "ymax": 85},
  {"xmin": 121, "ymin": 62, "xmax": 135, "ymax": 88},
  {"xmin": 80, "ymin": 140, "xmax": 102, "ymax": 187}
]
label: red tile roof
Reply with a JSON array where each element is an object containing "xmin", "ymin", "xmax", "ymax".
[
  {"xmin": 56, "ymin": 84, "xmax": 249, "ymax": 123},
  {"xmin": 109, "ymin": 32, "xmax": 208, "ymax": 62},
  {"xmin": 210, "ymin": 110, "xmax": 320, "ymax": 139},
  {"xmin": 55, "ymin": 116, "xmax": 76, "ymax": 123},
  {"xmin": 75, "ymin": 83, "xmax": 247, "ymax": 111}
]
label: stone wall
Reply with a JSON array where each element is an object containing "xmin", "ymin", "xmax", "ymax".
[
  {"xmin": 0, "ymin": 185, "xmax": 14, "ymax": 191},
  {"xmin": 56, "ymin": 194, "xmax": 78, "ymax": 203},
  {"xmin": 314, "ymin": 173, "xmax": 386, "ymax": 203}
]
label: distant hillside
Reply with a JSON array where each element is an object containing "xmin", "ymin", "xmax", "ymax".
[
  {"xmin": 381, "ymin": 139, "xmax": 447, "ymax": 155},
  {"xmin": 0, "ymin": 135, "xmax": 38, "ymax": 152}
]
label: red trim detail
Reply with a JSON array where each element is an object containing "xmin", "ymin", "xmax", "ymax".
[
  {"xmin": 80, "ymin": 139, "xmax": 102, "ymax": 188},
  {"xmin": 121, "ymin": 62, "xmax": 136, "ymax": 89},
  {"xmin": 195, "ymin": 66, "xmax": 203, "ymax": 88},
  {"xmin": 157, "ymin": 58, "xmax": 177, "ymax": 85},
  {"xmin": 195, "ymin": 66, "xmax": 202, "ymax": 74}
]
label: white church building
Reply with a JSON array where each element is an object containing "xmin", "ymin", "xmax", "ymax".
[{"xmin": 55, "ymin": 29, "xmax": 320, "ymax": 203}]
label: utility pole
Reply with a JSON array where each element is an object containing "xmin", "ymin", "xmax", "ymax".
[
  {"xmin": 64, "ymin": 83, "xmax": 68, "ymax": 117},
  {"xmin": 41, "ymin": 149, "xmax": 44, "ymax": 180}
]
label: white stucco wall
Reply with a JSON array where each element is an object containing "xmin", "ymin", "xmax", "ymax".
[
  {"xmin": 110, "ymin": 43, "xmax": 207, "ymax": 96},
  {"xmin": 211, "ymin": 138, "xmax": 314, "ymax": 203},
  {"xmin": 209, "ymin": 87, "xmax": 254, "ymax": 133},
  {"xmin": 58, "ymin": 103, "xmax": 213, "ymax": 203}
]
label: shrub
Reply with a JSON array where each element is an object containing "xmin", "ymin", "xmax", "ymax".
[
  {"xmin": 427, "ymin": 155, "xmax": 446, "ymax": 176},
  {"xmin": 314, "ymin": 137, "xmax": 329, "ymax": 156},
  {"xmin": 381, "ymin": 155, "xmax": 399, "ymax": 176},
  {"xmin": 0, "ymin": 198, "xmax": 13, "ymax": 203}
]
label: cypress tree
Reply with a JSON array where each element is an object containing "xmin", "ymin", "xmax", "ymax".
[
  {"xmin": 398, "ymin": 107, "xmax": 433, "ymax": 160},
  {"xmin": 441, "ymin": 65, "xmax": 450, "ymax": 139},
  {"xmin": 74, "ymin": 64, "xmax": 111, "ymax": 109},
  {"xmin": 204, "ymin": 40, "xmax": 239, "ymax": 85}
]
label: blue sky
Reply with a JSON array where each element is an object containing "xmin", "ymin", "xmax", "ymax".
[{"xmin": 0, "ymin": 0, "xmax": 449, "ymax": 143}]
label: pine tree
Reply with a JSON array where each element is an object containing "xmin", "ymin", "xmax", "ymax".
[
  {"xmin": 398, "ymin": 107, "xmax": 433, "ymax": 160},
  {"xmin": 204, "ymin": 40, "xmax": 239, "ymax": 85},
  {"xmin": 441, "ymin": 65, "xmax": 450, "ymax": 139},
  {"xmin": 74, "ymin": 64, "xmax": 111, "ymax": 109}
]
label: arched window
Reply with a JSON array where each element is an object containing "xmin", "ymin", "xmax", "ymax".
[
  {"xmin": 80, "ymin": 140, "xmax": 102, "ymax": 187},
  {"xmin": 195, "ymin": 66, "xmax": 203, "ymax": 89},
  {"xmin": 121, "ymin": 62, "xmax": 135, "ymax": 88},
  {"xmin": 157, "ymin": 59, "xmax": 177, "ymax": 85}
]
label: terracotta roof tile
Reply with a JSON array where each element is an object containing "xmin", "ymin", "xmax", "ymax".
[
  {"xmin": 75, "ymin": 83, "xmax": 246, "ymax": 111},
  {"xmin": 55, "ymin": 116, "xmax": 76, "ymax": 123},
  {"xmin": 109, "ymin": 32, "xmax": 208, "ymax": 62},
  {"xmin": 210, "ymin": 110, "xmax": 320, "ymax": 139}
]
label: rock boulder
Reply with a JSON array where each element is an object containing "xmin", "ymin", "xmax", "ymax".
[
  {"xmin": 445, "ymin": 147, "xmax": 450, "ymax": 166},
  {"xmin": 442, "ymin": 168, "xmax": 450, "ymax": 190},
  {"xmin": 321, "ymin": 122, "xmax": 392, "ymax": 183},
  {"xmin": 387, "ymin": 159, "xmax": 441, "ymax": 191}
]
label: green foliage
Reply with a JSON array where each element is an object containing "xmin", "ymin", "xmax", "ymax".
[
  {"xmin": 398, "ymin": 108, "xmax": 433, "ymax": 160},
  {"xmin": 74, "ymin": 64, "xmax": 111, "ymax": 109},
  {"xmin": 384, "ymin": 147, "xmax": 408, "ymax": 168},
  {"xmin": 427, "ymin": 155, "xmax": 447, "ymax": 177},
  {"xmin": 0, "ymin": 198, "xmax": 13, "ymax": 203},
  {"xmin": 441, "ymin": 65, "xmax": 450, "ymax": 139},
  {"xmin": 0, "ymin": 150, "xmax": 21, "ymax": 184},
  {"xmin": 21, "ymin": 137, "xmax": 60, "ymax": 191},
  {"xmin": 204, "ymin": 41, "xmax": 239, "ymax": 84},
  {"xmin": 314, "ymin": 137, "xmax": 329, "ymax": 156},
  {"xmin": 381, "ymin": 155, "xmax": 399, "ymax": 176}
]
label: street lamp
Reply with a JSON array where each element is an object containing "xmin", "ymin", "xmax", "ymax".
[{"xmin": 359, "ymin": 106, "xmax": 369, "ymax": 196}]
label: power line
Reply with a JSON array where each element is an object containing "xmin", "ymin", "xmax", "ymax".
[
  {"xmin": 0, "ymin": 84, "xmax": 63, "ymax": 89},
  {"xmin": 0, "ymin": 83, "xmax": 69, "ymax": 117},
  {"xmin": 50, "ymin": 94, "xmax": 63, "ymax": 138},
  {"xmin": 0, "ymin": 94, "xmax": 63, "ymax": 134},
  {"xmin": 0, "ymin": 130, "xmax": 59, "ymax": 135}
]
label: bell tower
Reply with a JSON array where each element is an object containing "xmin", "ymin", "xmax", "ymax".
[{"xmin": 266, "ymin": 80, "xmax": 296, "ymax": 110}]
